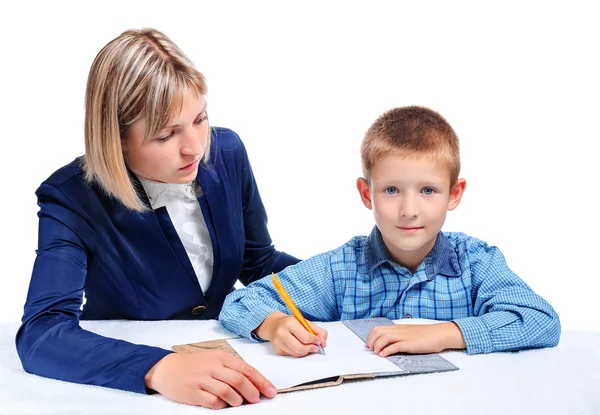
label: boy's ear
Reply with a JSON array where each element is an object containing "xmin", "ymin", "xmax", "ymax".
[
  {"xmin": 356, "ymin": 177, "xmax": 373, "ymax": 210},
  {"xmin": 448, "ymin": 178, "xmax": 467, "ymax": 211}
]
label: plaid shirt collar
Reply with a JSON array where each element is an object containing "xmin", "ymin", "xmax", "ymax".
[{"xmin": 365, "ymin": 226, "xmax": 462, "ymax": 278}]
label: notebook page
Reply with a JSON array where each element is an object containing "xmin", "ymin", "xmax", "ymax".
[{"xmin": 227, "ymin": 321, "xmax": 401, "ymax": 390}]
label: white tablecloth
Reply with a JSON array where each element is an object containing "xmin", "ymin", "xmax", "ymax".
[{"xmin": 1, "ymin": 320, "xmax": 599, "ymax": 415}]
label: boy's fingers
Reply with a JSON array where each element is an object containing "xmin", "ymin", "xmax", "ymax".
[
  {"xmin": 366, "ymin": 331, "xmax": 383, "ymax": 350},
  {"xmin": 366, "ymin": 327, "xmax": 383, "ymax": 349},
  {"xmin": 372, "ymin": 332, "xmax": 399, "ymax": 354},
  {"xmin": 308, "ymin": 322, "xmax": 328, "ymax": 346},
  {"xmin": 379, "ymin": 342, "xmax": 406, "ymax": 357},
  {"xmin": 367, "ymin": 325, "xmax": 400, "ymax": 347},
  {"xmin": 278, "ymin": 330, "xmax": 313, "ymax": 357},
  {"xmin": 290, "ymin": 322, "xmax": 318, "ymax": 344},
  {"xmin": 286, "ymin": 339, "xmax": 314, "ymax": 357}
]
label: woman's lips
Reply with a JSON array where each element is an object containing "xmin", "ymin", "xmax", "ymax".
[{"xmin": 180, "ymin": 159, "xmax": 199, "ymax": 171}]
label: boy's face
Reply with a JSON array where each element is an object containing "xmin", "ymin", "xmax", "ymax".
[{"xmin": 357, "ymin": 154, "xmax": 466, "ymax": 271}]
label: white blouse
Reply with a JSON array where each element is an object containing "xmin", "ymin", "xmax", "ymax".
[{"xmin": 138, "ymin": 177, "xmax": 214, "ymax": 293}]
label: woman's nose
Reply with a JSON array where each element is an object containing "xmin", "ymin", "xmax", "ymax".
[{"xmin": 180, "ymin": 129, "xmax": 204, "ymax": 156}]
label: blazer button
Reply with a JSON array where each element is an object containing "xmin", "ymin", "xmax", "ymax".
[{"xmin": 192, "ymin": 305, "xmax": 206, "ymax": 315}]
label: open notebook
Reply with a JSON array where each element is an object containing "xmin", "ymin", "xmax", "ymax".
[{"xmin": 172, "ymin": 317, "xmax": 458, "ymax": 393}]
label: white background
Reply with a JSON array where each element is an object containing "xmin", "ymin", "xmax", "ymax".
[{"xmin": 0, "ymin": 1, "xmax": 598, "ymax": 331}]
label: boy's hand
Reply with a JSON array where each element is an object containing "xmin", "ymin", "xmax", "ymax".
[
  {"xmin": 255, "ymin": 312, "xmax": 328, "ymax": 357},
  {"xmin": 365, "ymin": 322, "xmax": 466, "ymax": 356}
]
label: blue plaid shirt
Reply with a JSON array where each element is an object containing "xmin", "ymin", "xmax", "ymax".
[{"xmin": 219, "ymin": 227, "xmax": 560, "ymax": 354}]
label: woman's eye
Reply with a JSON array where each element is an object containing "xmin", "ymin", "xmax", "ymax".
[
  {"xmin": 422, "ymin": 187, "xmax": 435, "ymax": 195},
  {"xmin": 157, "ymin": 132, "xmax": 173, "ymax": 143},
  {"xmin": 385, "ymin": 187, "xmax": 397, "ymax": 195},
  {"xmin": 194, "ymin": 114, "xmax": 208, "ymax": 125}
]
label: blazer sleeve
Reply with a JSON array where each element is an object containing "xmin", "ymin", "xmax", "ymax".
[
  {"xmin": 15, "ymin": 182, "xmax": 171, "ymax": 394},
  {"xmin": 237, "ymin": 139, "xmax": 300, "ymax": 286}
]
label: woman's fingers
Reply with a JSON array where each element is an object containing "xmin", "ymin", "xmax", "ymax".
[
  {"xmin": 222, "ymin": 353, "xmax": 277, "ymax": 399},
  {"xmin": 147, "ymin": 350, "xmax": 278, "ymax": 408},
  {"xmin": 188, "ymin": 387, "xmax": 229, "ymax": 410}
]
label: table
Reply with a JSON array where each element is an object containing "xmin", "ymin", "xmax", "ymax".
[{"xmin": 1, "ymin": 320, "xmax": 599, "ymax": 414}]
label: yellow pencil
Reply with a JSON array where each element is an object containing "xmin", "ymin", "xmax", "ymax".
[{"xmin": 271, "ymin": 272, "xmax": 326, "ymax": 355}]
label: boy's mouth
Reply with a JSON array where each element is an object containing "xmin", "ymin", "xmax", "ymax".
[{"xmin": 397, "ymin": 226, "xmax": 423, "ymax": 232}]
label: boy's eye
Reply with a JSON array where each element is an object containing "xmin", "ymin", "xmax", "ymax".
[
  {"xmin": 385, "ymin": 187, "xmax": 397, "ymax": 195},
  {"xmin": 422, "ymin": 187, "xmax": 435, "ymax": 195}
]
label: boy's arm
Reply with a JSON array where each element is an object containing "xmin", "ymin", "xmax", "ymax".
[
  {"xmin": 453, "ymin": 241, "xmax": 561, "ymax": 354},
  {"xmin": 219, "ymin": 252, "xmax": 340, "ymax": 340}
]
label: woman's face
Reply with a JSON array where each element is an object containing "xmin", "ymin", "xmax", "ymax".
[{"xmin": 124, "ymin": 90, "xmax": 208, "ymax": 183}]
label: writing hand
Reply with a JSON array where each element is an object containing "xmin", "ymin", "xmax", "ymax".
[
  {"xmin": 144, "ymin": 350, "xmax": 277, "ymax": 409},
  {"xmin": 365, "ymin": 322, "xmax": 466, "ymax": 356},
  {"xmin": 256, "ymin": 312, "xmax": 328, "ymax": 357}
]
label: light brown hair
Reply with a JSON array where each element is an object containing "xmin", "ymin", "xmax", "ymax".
[
  {"xmin": 361, "ymin": 106, "xmax": 460, "ymax": 185},
  {"xmin": 82, "ymin": 28, "xmax": 208, "ymax": 211}
]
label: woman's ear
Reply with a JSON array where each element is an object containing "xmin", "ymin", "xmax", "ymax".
[
  {"xmin": 448, "ymin": 178, "xmax": 467, "ymax": 211},
  {"xmin": 356, "ymin": 177, "xmax": 373, "ymax": 210}
]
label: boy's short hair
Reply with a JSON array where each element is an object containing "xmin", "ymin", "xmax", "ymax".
[{"xmin": 361, "ymin": 106, "xmax": 460, "ymax": 185}]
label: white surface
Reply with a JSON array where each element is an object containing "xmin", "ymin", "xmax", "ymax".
[
  {"xmin": 1, "ymin": 320, "xmax": 599, "ymax": 415},
  {"xmin": 1, "ymin": 2, "xmax": 599, "ymax": 333},
  {"xmin": 228, "ymin": 321, "xmax": 400, "ymax": 389}
]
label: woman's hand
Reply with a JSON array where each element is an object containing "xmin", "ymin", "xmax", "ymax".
[
  {"xmin": 144, "ymin": 350, "xmax": 277, "ymax": 409},
  {"xmin": 365, "ymin": 322, "xmax": 466, "ymax": 356},
  {"xmin": 255, "ymin": 312, "xmax": 328, "ymax": 357}
]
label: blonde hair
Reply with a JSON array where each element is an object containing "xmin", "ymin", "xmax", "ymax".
[
  {"xmin": 361, "ymin": 106, "xmax": 460, "ymax": 186},
  {"xmin": 82, "ymin": 28, "xmax": 208, "ymax": 211}
]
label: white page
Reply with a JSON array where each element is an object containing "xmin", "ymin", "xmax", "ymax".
[{"xmin": 227, "ymin": 321, "xmax": 402, "ymax": 390}]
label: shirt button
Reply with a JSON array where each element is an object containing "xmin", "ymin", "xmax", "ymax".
[
  {"xmin": 405, "ymin": 314, "xmax": 412, "ymax": 318},
  {"xmin": 192, "ymin": 305, "xmax": 206, "ymax": 315}
]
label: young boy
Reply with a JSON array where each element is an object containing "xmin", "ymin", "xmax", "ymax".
[{"xmin": 219, "ymin": 106, "xmax": 560, "ymax": 358}]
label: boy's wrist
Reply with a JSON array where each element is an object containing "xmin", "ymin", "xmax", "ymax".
[
  {"xmin": 442, "ymin": 322, "xmax": 466, "ymax": 350},
  {"xmin": 254, "ymin": 312, "xmax": 287, "ymax": 341}
]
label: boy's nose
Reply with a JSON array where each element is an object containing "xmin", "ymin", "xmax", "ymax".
[{"xmin": 400, "ymin": 195, "xmax": 419, "ymax": 218}]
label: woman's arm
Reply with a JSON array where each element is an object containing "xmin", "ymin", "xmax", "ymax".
[
  {"xmin": 16, "ymin": 182, "xmax": 171, "ymax": 393},
  {"xmin": 17, "ymin": 180, "xmax": 278, "ymax": 408}
]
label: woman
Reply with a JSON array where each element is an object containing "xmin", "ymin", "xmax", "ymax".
[{"xmin": 15, "ymin": 28, "xmax": 298, "ymax": 409}]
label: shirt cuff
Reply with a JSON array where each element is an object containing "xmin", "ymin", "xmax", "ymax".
[
  {"xmin": 239, "ymin": 307, "xmax": 277, "ymax": 342},
  {"xmin": 452, "ymin": 317, "xmax": 494, "ymax": 354}
]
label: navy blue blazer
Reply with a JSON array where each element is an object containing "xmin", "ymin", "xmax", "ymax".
[{"xmin": 16, "ymin": 127, "xmax": 299, "ymax": 393}]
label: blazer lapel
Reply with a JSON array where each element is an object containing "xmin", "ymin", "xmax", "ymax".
[
  {"xmin": 128, "ymin": 172, "xmax": 205, "ymax": 297},
  {"xmin": 153, "ymin": 206, "xmax": 204, "ymax": 294}
]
